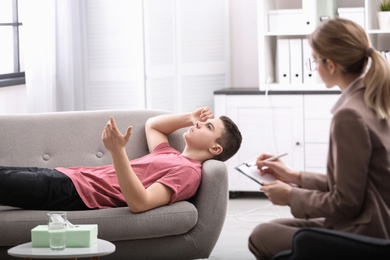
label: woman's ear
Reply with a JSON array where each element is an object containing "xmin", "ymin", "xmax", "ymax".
[
  {"xmin": 209, "ymin": 144, "xmax": 223, "ymax": 155},
  {"xmin": 327, "ymin": 59, "xmax": 336, "ymax": 74}
]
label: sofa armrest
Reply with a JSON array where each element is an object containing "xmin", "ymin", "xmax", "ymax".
[
  {"xmin": 188, "ymin": 159, "xmax": 228, "ymax": 257},
  {"xmin": 272, "ymin": 227, "xmax": 390, "ymax": 260}
]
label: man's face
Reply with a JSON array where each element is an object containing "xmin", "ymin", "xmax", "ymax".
[{"xmin": 184, "ymin": 117, "xmax": 224, "ymax": 150}]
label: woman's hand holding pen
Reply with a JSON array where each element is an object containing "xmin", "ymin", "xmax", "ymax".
[
  {"xmin": 255, "ymin": 153, "xmax": 301, "ymax": 206},
  {"xmin": 256, "ymin": 153, "xmax": 301, "ymax": 185}
]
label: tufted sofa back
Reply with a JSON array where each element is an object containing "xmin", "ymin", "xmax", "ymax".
[{"xmin": 0, "ymin": 109, "xmax": 186, "ymax": 168}]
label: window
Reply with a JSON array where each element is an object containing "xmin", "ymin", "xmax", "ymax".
[{"xmin": 0, "ymin": 0, "xmax": 25, "ymax": 87}]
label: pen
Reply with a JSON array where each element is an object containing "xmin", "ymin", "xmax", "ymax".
[{"xmin": 245, "ymin": 152, "xmax": 288, "ymax": 167}]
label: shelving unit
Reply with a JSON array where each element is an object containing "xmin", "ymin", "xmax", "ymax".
[{"xmin": 257, "ymin": 0, "xmax": 390, "ymax": 91}]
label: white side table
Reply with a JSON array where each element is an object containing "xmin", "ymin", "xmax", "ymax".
[{"xmin": 7, "ymin": 239, "xmax": 115, "ymax": 260}]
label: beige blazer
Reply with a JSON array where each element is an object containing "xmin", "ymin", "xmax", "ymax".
[{"xmin": 289, "ymin": 77, "xmax": 390, "ymax": 239}]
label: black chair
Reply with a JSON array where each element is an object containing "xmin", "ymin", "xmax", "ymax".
[{"xmin": 272, "ymin": 227, "xmax": 390, "ymax": 260}]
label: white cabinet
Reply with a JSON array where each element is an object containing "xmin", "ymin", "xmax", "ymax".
[
  {"xmin": 303, "ymin": 94, "xmax": 339, "ymax": 173},
  {"xmin": 83, "ymin": 0, "xmax": 229, "ymax": 112},
  {"xmin": 257, "ymin": 0, "xmax": 390, "ymax": 91},
  {"xmin": 214, "ymin": 92, "xmax": 340, "ymax": 192}
]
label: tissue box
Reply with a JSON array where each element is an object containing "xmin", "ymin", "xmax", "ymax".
[{"xmin": 31, "ymin": 224, "xmax": 98, "ymax": 248}]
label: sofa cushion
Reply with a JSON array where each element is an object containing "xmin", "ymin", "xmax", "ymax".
[{"xmin": 0, "ymin": 201, "xmax": 197, "ymax": 246}]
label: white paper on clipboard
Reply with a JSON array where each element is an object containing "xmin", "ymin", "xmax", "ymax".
[{"xmin": 235, "ymin": 163, "xmax": 277, "ymax": 186}]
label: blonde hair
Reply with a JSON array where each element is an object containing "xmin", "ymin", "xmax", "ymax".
[{"xmin": 308, "ymin": 18, "xmax": 390, "ymax": 120}]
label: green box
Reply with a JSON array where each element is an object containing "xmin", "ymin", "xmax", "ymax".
[{"xmin": 31, "ymin": 224, "xmax": 98, "ymax": 248}]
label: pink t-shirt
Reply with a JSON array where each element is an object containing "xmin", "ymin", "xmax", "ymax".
[{"xmin": 56, "ymin": 143, "xmax": 201, "ymax": 209}]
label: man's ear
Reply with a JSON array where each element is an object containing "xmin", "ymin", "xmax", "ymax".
[{"xmin": 209, "ymin": 144, "xmax": 223, "ymax": 155}]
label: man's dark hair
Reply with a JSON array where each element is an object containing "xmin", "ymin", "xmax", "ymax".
[{"xmin": 213, "ymin": 115, "xmax": 242, "ymax": 162}]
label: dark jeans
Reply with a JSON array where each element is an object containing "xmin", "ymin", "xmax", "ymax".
[{"xmin": 0, "ymin": 166, "xmax": 89, "ymax": 210}]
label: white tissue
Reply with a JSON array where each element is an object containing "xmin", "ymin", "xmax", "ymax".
[
  {"xmin": 50, "ymin": 214, "xmax": 65, "ymax": 223},
  {"xmin": 67, "ymin": 221, "xmax": 76, "ymax": 228},
  {"xmin": 48, "ymin": 213, "xmax": 76, "ymax": 228}
]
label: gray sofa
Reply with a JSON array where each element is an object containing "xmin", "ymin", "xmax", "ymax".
[{"xmin": 0, "ymin": 109, "xmax": 229, "ymax": 259}]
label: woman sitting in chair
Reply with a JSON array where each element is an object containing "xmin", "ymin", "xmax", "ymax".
[{"xmin": 248, "ymin": 18, "xmax": 390, "ymax": 260}]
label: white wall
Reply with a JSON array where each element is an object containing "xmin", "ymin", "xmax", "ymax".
[
  {"xmin": 0, "ymin": 0, "xmax": 258, "ymax": 114},
  {"xmin": 229, "ymin": 0, "xmax": 258, "ymax": 88}
]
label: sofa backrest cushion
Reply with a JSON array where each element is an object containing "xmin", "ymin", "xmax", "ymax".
[{"xmin": 0, "ymin": 109, "xmax": 186, "ymax": 168}]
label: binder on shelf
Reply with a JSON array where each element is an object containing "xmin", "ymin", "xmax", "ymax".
[
  {"xmin": 277, "ymin": 38, "xmax": 290, "ymax": 84},
  {"xmin": 289, "ymin": 39, "xmax": 303, "ymax": 84},
  {"xmin": 302, "ymin": 39, "xmax": 317, "ymax": 84}
]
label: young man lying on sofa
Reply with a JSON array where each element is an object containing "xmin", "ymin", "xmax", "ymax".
[{"xmin": 0, "ymin": 107, "xmax": 242, "ymax": 213}]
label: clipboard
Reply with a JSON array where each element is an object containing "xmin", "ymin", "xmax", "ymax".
[{"xmin": 235, "ymin": 163, "xmax": 276, "ymax": 186}]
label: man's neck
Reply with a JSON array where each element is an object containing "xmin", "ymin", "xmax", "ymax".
[{"xmin": 181, "ymin": 147, "xmax": 210, "ymax": 163}]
